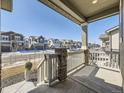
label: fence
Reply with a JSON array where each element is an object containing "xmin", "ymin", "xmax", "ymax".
[{"xmin": 2, "ymin": 52, "xmax": 45, "ymax": 67}]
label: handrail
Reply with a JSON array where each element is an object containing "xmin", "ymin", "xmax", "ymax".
[
  {"xmin": 37, "ymin": 53, "xmax": 60, "ymax": 86},
  {"xmin": 37, "ymin": 54, "xmax": 47, "ymax": 69},
  {"xmin": 37, "ymin": 58, "xmax": 45, "ymax": 69},
  {"xmin": 67, "ymin": 50, "xmax": 84, "ymax": 55}
]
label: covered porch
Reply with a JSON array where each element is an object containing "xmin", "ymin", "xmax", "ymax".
[
  {"xmin": 1, "ymin": 0, "xmax": 124, "ymax": 93},
  {"xmin": 35, "ymin": 0, "xmax": 122, "ymax": 92}
]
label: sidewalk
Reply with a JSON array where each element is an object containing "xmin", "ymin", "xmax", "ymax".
[{"xmin": 2, "ymin": 81, "xmax": 36, "ymax": 93}]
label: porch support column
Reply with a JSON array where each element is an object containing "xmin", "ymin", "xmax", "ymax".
[
  {"xmin": 81, "ymin": 23, "xmax": 89, "ymax": 65},
  {"xmin": 120, "ymin": 0, "xmax": 124, "ymax": 92},
  {"xmin": 81, "ymin": 23, "xmax": 88, "ymax": 50}
]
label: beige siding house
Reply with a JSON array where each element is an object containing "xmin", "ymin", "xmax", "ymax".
[
  {"xmin": 100, "ymin": 26, "xmax": 119, "ymax": 52},
  {"xmin": 106, "ymin": 26, "xmax": 119, "ymax": 51}
]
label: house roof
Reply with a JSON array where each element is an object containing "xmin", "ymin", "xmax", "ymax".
[
  {"xmin": 106, "ymin": 25, "xmax": 119, "ymax": 34},
  {"xmin": 99, "ymin": 34, "xmax": 109, "ymax": 41},
  {"xmin": 1, "ymin": 31, "xmax": 24, "ymax": 37},
  {"xmin": 99, "ymin": 25, "xmax": 119, "ymax": 40}
]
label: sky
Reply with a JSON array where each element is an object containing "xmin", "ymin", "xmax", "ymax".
[{"xmin": 1, "ymin": 0, "xmax": 119, "ymax": 44}]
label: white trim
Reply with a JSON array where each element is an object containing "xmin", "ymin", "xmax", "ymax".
[
  {"xmin": 81, "ymin": 23, "xmax": 88, "ymax": 27},
  {"xmin": 81, "ymin": 46, "xmax": 88, "ymax": 50}
]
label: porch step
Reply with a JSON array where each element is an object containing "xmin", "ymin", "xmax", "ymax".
[{"xmin": 69, "ymin": 76, "xmax": 122, "ymax": 93}]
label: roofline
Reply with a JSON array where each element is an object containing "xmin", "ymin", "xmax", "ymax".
[
  {"xmin": 1, "ymin": 0, "xmax": 13, "ymax": 12},
  {"xmin": 1, "ymin": 31, "xmax": 24, "ymax": 36},
  {"xmin": 99, "ymin": 25, "xmax": 119, "ymax": 40},
  {"xmin": 99, "ymin": 34, "xmax": 109, "ymax": 39},
  {"xmin": 106, "ymin": 25, "xmax": 119, "ymax": 33}
]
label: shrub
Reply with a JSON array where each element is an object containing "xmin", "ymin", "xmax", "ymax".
[{"xmin": 25, "ymin": 62, "xmax": 32, "ymax": 70}]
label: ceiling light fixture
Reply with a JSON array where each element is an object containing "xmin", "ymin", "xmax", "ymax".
[{"xmin": 92, "ymin": 0, "xmax": 98, "ymax": 4}]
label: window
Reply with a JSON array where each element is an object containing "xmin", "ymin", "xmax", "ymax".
[
  {"xmin": 103, "ymin": 58, "xmax": 105, "ymax": 61},
  {"xmin": 2, "ymin": 35, "xmax": 9, "ymax": 41},
  {"xmin": 2, "ymin": 37, "xmax": 5, "ymax": 40},
  {"xmin": 15, "ymin": 36, "xmax": 21, "ymax": 41}
]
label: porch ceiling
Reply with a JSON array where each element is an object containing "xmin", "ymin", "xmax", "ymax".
[
  {"xmin": 1, "ymin": 0, "xmax": 13, "ymax": 12},
  {"xmin": 39, "ymin": 0, "xmax": 119, "ymax": 25}
]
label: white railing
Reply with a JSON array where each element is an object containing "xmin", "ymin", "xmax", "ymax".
[
  {"xmin": 47, "ymin": 54, "xmax": 58, "ymax": 84},
  {"xmin": 67, "ymin": 50, "xmax": 84, "ymax": 72},
  {"xmin": 89, "ymin": 50, "xmax": 120, "ymax": 71},
  {"xmin": 37, "ymin": 50, "xmax": 85, "ymax": 85},
  {"xmin": 37, "ymin": 57, "xmax": 46, "ymax": 83},
  {"xmin": 37, "ymin": 54, "xmax": 59, "ymax": 85}
]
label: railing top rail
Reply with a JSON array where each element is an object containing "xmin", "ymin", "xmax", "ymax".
[
  {"xmin": 37, "ymin": 58, "xmax": 45, "ymax": 69},
  {"xmin": 37, "ymin": 53, "xmax": 60, "ymax": 69},
  {"xmin": 45, "ymin": 53, "xmax": 60, "ymax": 56},
  {"xmin": 37, "ymin": 49, "xmax": 84, "ymax": 70},
  {"xmin": 67, "ymin": 50, "xmax": 84, "ymax": 55}
]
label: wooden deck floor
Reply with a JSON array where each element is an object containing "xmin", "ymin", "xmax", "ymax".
[
  {"xmin": 70, "ymin": 65, "xmax": 122, "ymax": 93},
  {"xmin": 2, "ymin": 65, "xmax": 122, "ymax": 93},
  {"xmin": 28, "ymin": 65, "xmax": 122, "ymax": 93},
  {"xmin": 28, "ymin": 78, "xmax": 97, "ymax": 93}
]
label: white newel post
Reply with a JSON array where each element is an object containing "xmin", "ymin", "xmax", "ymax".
[{"xmin": 25, "ymin": 70, "xmax": 31, "ymax": 81}]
